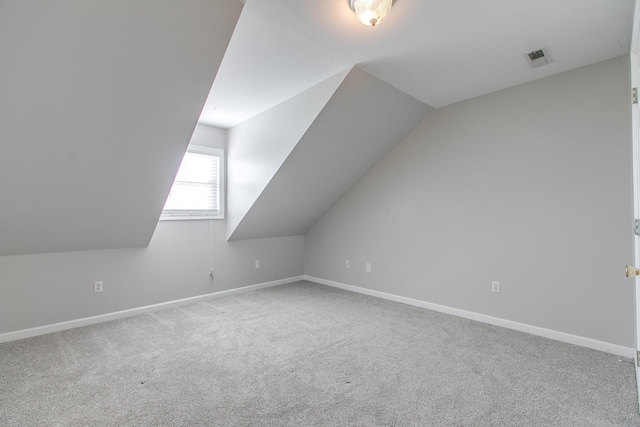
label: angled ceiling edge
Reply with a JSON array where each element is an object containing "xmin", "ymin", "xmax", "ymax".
[
  {"xmin": 227, "ymin": 66, "xmax": 434, "ymax": 241},
  {"xmin": 0, "ymin": 0, "xmax": 243, "ymax": 256},
  {"xmin": 226, "ymin": 67, "xmax": 352, "ymax": 240}
]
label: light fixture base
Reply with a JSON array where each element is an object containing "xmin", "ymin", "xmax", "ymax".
[{"xmin": 348, "ymin": 0, "xmax": 393, "ymax": 27}]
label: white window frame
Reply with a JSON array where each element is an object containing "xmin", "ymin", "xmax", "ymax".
[{"xmin": 160, "ymin": 145, "xmax": 225, "ymax": 221}]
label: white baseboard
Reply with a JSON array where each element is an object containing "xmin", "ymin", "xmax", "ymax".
[
  {"xmin": 3, "ymin": 274, "xmax": 633, "ymax": 359},
  {"xmin": 305, "ymin": 275, "xmax": 635, "ymax": 359},
  {"xmin": 0, "ymin": 275, "xmax": 304, "ymax": 344}
]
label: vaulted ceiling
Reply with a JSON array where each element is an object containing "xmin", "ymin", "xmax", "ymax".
[
  {"xmin": 227, "ymin": 66, "xmax": 433, "ymax": 240},
  {"xmin": 216, "ymin": 0, "xmax": 634, "ymax": 241},
  {"xmin": 200, "ymin": 0, "xmax": 634, "ymax": 129},
  {"xmin": 0, "ymin": 0, "xmax": 634, "ymax": 256},
  {"xmin": 0, "ymin": 0, "xmax": 242, "ymax": 256}
]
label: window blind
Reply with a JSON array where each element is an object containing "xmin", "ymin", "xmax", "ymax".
[{"xmin": 162, "ymin": 149, "xmax": 220, "ymax": 217}]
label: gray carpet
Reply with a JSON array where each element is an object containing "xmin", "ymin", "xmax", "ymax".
[{"xmin": 1, "ymin": 280, "xmax": 639, "ymax": 426}]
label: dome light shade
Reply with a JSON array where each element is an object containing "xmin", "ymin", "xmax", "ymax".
[{"xmin": 349, "ymin": 0, "xmax": 393, "ymax": 27}]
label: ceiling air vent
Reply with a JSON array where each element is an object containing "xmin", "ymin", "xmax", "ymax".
[{"xmin": 524, "ymin": 46, "xmax": 552, "ymax": 69}]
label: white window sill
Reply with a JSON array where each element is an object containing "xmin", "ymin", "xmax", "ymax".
[{"xmin": 159, "ymin": 215, "xmax": 224, "ymax": 221}]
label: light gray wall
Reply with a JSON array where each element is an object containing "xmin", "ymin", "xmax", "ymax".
[
  {"xmin": 304, "ymin": 56, "xmax": 634, "ymax": 347},
  {"xmin": 190, "ymin": 123, "xmax": 228, "ymax": 149},
  {"xmin": 0, "ymin": 124, "xmax": 304, "ymax": 335}
]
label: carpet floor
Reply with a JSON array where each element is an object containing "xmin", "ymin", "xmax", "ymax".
[{"xmin": 1, "ymin": 280, "xmax": 639, "ymax": 426}]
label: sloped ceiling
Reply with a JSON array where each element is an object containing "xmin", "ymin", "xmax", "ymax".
[
  {"xmin": 226, "ymin": 68, "xmax": 351, "ymax": 240},
  {"xmin": 0, "ymin": 0, "xmax": 242, "ymax": 256},
  {"xmin": 227, "ymin": 66, "xmax": 433, "ymax": 241},
  {"xmin": 200, "ymin": 0, "xmax": 634, "ymax": 129}
]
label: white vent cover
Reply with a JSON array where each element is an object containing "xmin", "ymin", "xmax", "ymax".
[{"xmin": 524, "ymin": 46, "xmax": 552, "ymax": 68}]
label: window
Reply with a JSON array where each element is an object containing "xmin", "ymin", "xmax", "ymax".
[{"xmin": 161, "ymin": 145, "xmax": 224, "ymax": 220}]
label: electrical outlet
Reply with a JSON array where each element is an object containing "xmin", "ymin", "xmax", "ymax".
[
  {"xmin": 345, "ymin": 260, "xmax": 350, "ymax": 269},
  {"xmin": 94, "ymin": 281, "xmax": 103, "ymax": 293},
  {"xmin": 366, "ymin": 262, "xmax": 371, "ymax": 272},
  {"xmin": 255, "ymin": 260, "xmax": 260, "ymax": 269},
  {"xmin": 492, "ymin": 281, "xmax": 500, "ymax": 293}
]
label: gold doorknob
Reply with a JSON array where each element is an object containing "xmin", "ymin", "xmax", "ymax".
[{"xmin": 626, "ymin": 266, "xmax": 640, "ymax": 278}]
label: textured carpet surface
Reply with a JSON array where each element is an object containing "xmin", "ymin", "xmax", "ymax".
[{"xmin": 1, "ymin": 281, "xmax": 639, "ymax": 426}]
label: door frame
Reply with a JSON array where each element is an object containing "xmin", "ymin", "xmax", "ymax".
[{"xmin": 630, "ymin": 0, "xmax": 640, "ymax": 412}]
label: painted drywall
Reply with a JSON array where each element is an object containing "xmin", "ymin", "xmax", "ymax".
[
  {"xmin": 0, "ymin": 124, "xmax": 304, "ymax": 335},
  {"xmin": 227, "ymin": 68, "xmax": 351, "ymax": 239},
  {"xmin": 304, "ymin": 56, "xmax": 634, "ymax": 347},
  {"xmin": 190, "ymin": 123, "xmax": 228, "ymax": 149},
  {"xmin": 229, "ymin": 66, "xmax": 434, "ymax": 240},
  {"xmin": 0, "ymin": 0, "xmax": 242, "ymax": 256}
]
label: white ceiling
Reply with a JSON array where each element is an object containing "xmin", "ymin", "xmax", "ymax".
[{"xmin": 200, "ymin": 0, "xmax": 634, "ymax": 129}]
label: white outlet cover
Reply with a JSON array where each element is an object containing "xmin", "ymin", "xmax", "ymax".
[
  {"xmin": 366, "ymin": 262, "xmax": 371, "ymax": 272},
  {"xmin": 491, "ymin": 281, "xmax": 500, "ymax": 292}
]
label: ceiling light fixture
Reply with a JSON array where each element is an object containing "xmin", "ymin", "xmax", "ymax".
[{"xmin": 349, "ymin": 0, "xmax": 393, "ymax": 27}]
